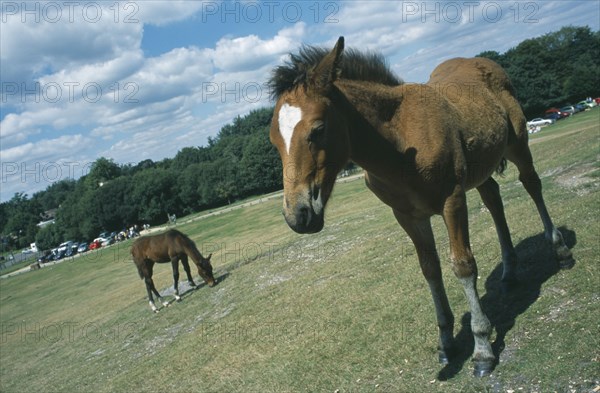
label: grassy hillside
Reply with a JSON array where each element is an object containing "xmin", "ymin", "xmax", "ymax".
[{"xmin": 0, "ymin": 109, "xmax": 598, "ymax": 393}]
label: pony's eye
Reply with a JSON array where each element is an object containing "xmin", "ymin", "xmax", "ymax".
[{"xmin": 308, "ymin": 123, "xmax": 326, "ymax": 144}]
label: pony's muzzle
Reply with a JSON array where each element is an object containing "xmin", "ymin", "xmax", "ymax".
[{"xmin": 284, "ymin": 204, "xmax": 324, "ymax": 234}]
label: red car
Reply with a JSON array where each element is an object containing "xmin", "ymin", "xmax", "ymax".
[
  {"xmin": 544, "ymin": 108, "xmax": 570, "ymax": 119},
  {"xmin": 89, "ymin": 239, "xmax": 102, "ymax": 250}
]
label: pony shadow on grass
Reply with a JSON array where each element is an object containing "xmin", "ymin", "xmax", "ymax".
[
  {"xmin": 438, "ymin": 226, "xmax": 576, "ymax": 380},
  {"xmin": 156, "ymin": 272, "xmax": 230, "ymax": 307}
]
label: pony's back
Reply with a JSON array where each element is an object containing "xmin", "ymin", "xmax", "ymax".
[
  {"xmin": 427, "ymin": 57, "xmax": 514, "ymax": 94},
  {"xmin": 427, "ymin": 57, "xmax": 528, "ymax": 146}
]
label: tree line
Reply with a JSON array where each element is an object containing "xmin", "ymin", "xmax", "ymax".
[
  {"xmin": 1, "ymin": 25, "xmax": 598, "ymax": 252},
  {"xmin": 477, "ymin": 26, "xmax": 599, "ymax": 118}
]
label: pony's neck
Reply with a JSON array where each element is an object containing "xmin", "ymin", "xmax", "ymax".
[
  {"xmin": 182, "ymin": 239, "xmax": 203, "ymax": 265},
  {"xmin": 333, "ymin": 80, "xmax": 408, "ymax": 178}
]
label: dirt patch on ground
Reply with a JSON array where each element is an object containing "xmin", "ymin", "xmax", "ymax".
[
  {"xmin": 529, "ymin": 124, "xmax": 598, "ymax": 145},
  {"xmin": 552, "ymin": 162, "xmax": 600, "ymax": 196}
]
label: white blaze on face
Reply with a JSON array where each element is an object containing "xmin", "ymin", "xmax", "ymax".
[{"xmin": 278, "ymin": 103, "xmax": 302, "ymax": 154}]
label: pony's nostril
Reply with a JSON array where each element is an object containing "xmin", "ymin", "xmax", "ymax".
[
  {"xmin": 312, "ymin": 185, "xmax": 320, "ymax": 201},
  {"xmin": 297, "ymin": 205, "xmax": 311, "ymax": 227}
]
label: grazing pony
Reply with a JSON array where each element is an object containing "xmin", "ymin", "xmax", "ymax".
[
  {"xmin": 267, "ymin": 37, "xmax": 573, "ymax": 376},
  {"xmin": 131, "ymin": 229, "xmax": 216, "ymax": 312}
]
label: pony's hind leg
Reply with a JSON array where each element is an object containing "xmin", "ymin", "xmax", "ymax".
[
  {"xmin": 180, "ymin": 255, "xmax": 197, "ymax": 289},
  {"xmin": 505, "ymin": 143, "xmax": 574, "ymax": 267},
  {"xmin": 476, "ymin": 177, "xmax": 518, "ymax": 286},
  {"xmin": 393, "ymin": 211, "xmax": 456, "ymax": 365}
]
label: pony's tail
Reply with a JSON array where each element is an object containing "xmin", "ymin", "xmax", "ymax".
[{"xmin": 495, "ymin": 157, "xmax": 507, "ymax": 176}]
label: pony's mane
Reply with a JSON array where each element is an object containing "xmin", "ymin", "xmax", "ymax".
[{"xmin": 268, "ymin": 45, "xmax": 403, "ymax": 100}]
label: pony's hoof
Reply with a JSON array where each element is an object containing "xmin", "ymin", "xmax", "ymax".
[
  {"xmin": 175, "ymin": 296, "xmax": 182, "ymax": 302},
  {"xmin": 556, "ymin": 247, "xmax": 575, "ymax": 269},
  {"xmin": 438, "ymin": 350, "xmax": 450, "ymax": 365},
  {"xmin": 559, "ymin": 257, "xmax": 575, "ymax": 269},
  {"xmin": 438, "ymin": 345, "xmax": 456, "ymax": 364},
  {"xmin": 473, "ymin": 360, "xmax": 494, "ymax": 377}
]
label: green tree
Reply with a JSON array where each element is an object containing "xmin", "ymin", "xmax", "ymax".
[
  {"xmin": 1, "ymin": 193, "xmax": 42, "ymax": 250},
  {"xmin": 478, "ymin": 25, "xmax": 600, "ymax": 118},
  {"xmin": 172, "ymin": 146, "xmax": 212, "ymax": 170},
  {"xmin": 31, "ymin": 179, "xmax": 77, "ymax": 213},
  {"xmin": 35, "ymin": 223, "xmax": 62, "ymax": 250},
  {"xmin": 85, "ymin": 157, "xmax": 121, "ymax": 190},
  {"xmin": 239, "ymin": 129, "xmax": 282, "ymax": 195},
  {"xmin": 130, "ymin": 168, "xmax": 180, "ymax": 224},
  {"xmin": 178, "ymin": 163, "xmax": 203, "ymax": 214},
  {"xmin": 563, "ymin": 53, "xmax": 599, "ymax": 101},
  {"xmin": 94, "ymin": 177, "xmax": 136, "ymax": 231}
]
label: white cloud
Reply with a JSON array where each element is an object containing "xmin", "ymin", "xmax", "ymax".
[
  {"xmin": 1, "ymin": 134, "xmax": 96, "ymax": 199},
  {"xmin": 2, "ymin": 134, "xmax": 88, "ymax": 162},
  {"xmin": 0, "ymin": 1, "xmax": 204, "ymax": 84},
  {"xmin": 0, "ymin": 4, "xmax": 141, "ymax": 85},
  {"xmin": 135, "ymin": 1, "xmax": 205, "ymax": 26},
  {"xmin": 319, "ymin": 1, "xmax": 600, "ymax": 82},
  {"xmin": 210, "ymin": 22, "xmax": 305, "ymax": 72}
]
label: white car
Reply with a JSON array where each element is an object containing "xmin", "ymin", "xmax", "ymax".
[
  {"xmin": 526, "ymin": 118, "xmax": 554, "ymax": 127},
  {"xmin": 57, "ymin": 241, "xmax": 74, "ymax": 253}
]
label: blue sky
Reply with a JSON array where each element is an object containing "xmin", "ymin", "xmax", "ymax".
[{"xmin": 1, "ymin": 0, "xmax": 599, "ymax": 202}]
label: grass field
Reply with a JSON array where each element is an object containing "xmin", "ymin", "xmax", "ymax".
[{"xmin": 0, "ymin": 109, "xmax": 598, "ymax": 393}]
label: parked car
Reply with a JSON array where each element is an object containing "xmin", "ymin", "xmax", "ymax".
[
  {"xmin": 560, "ymin": 106, "xmax": 577, "ymax": 115},
  {"xmin": 96, "ymin": 232, "xmax": 115, "ymax": 246},
  {"xmin": 544, "ymin": 112, "xmax": 562, "ymax": 121},
  {"xmin": 527, "ymin": 118, "xmax": 554, "ymax": 127},
  {"xmin": 577, "ymin": 100, "xmax": 595, "ymax": 109},
  {"xmin": 544, "ymin": 108, "xmax": 569, "ymax": 120},
  {"xmin": 89, "ymin": 239, "xmax": 102, "ymax": 250},
  {"xmin": 65, "ymin": 243, "xmax": 78, "ymax": 257},
  {"xmin": 37, "ymin": 251, "xmax": 53, "ymax": 264},
  {"xmin": 57, "ymin": 241, "xmax": 74, "ymax": 253},
  {"xmin": 77, "ymin": 242, "xmax": 89, "ymax": 253},
  {"xmin": 53, "ymin": 249, "xmax": 66, "ymax": 260}
]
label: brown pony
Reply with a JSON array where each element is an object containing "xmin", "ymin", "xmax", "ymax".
[
  {"xmin": 131, "ymin": 229, "xmax": 216, "ymax": 312},
  {"xmin": 268, "ymin": 37, "xmax": 573, "ymax": 376}
]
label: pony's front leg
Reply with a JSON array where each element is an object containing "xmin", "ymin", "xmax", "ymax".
[
  {"xmin": 443, "ymin": 188, "xmax": 495, "ymax": 377},
  {"xmin": 150, "ymin": 281, "xmax": 169, "ymax": 309},
  {"xmin": 144, "ymin": 278, "xmax": 159, "ymax": 313},
  {"xmin": 142, "ymin": 262, "xmax": 164, "ymax": 312},
  {"xmin": 180, "ymin": 255, "xmax": 197, "ymax": 289},
  {"xmin": 393, "ymin": 211, "xmax": 456, "ymax": 364}
]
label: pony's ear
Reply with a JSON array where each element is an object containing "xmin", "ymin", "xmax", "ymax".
[
  {"xmin": 207, "ymin": 253, "xmax": 212, "ymax": 260},
  {"xmin": 308, "ymin": 36, "xmax": 344, "ymax": 94}
]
